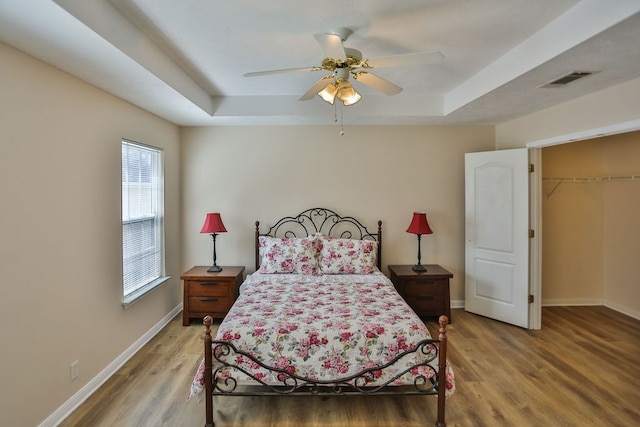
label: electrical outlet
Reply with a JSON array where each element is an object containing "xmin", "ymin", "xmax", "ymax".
[{"xmin": 70, "ymin": 360, "xmax": 79, "ymax": 381}]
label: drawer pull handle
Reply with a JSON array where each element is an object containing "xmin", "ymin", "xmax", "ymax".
[
  {"xmin": 200, "ymin": 282, "xmax": 220, "ymax": 286},
  {"xmin": 200, "ymin": 297, "xmax": 219, "ymax": 302}
]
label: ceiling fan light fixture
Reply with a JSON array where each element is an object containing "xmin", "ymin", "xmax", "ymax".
[
  {"xmin": 318, "ymin": 82, "xmax": 338, "ymax": 104},
  {"xmin": 336, "ymin": 80, "xmax": 361, "ymax": 106},
  {"xmin": 341, "ymin": 91, "xmax": 361, "ymax": 106}
]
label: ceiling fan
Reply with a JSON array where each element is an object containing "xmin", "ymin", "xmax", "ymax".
[{"xmin": 243, "ymin": 28, "xmax": 443, "ymax": 106}]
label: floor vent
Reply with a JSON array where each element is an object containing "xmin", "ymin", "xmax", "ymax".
[{"xmin": 539, "ymin": 71, "xmax": 593, "ymax": 88}]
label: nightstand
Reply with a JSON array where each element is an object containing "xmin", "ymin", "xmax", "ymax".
[
  {"xmin": 388, "ymin": 264, "xmax": 453, "ymax": 322},
  {"xmin": 181, "ymin": 266, "xmax": 245, "ymax": 326}
]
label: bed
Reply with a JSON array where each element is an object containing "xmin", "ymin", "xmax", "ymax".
[{"xmin": 189, "ymin": 207, "xmax": 455, "ymax": 426}]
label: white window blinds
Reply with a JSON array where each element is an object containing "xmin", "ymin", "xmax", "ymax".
[{"xmin": 121, "ymin": 140, "xmax": 166, "ymax": 303}]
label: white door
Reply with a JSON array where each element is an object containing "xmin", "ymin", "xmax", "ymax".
[{"xmin": 465, "ymin": 148, "xmax": 530, "ymax": 328}]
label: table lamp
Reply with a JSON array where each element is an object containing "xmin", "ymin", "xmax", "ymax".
[
  {"xmin": 200, "ymin": 213, "xmax": 227, "ymax": 272},
  {"xmin": 406, "ymin": 212, "xmax": 433, "ymax": 272}
]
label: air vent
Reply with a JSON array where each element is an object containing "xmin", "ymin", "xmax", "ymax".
[{"xmin": 539, "ymin": 71, "xmax": 594, "ymax": 88}]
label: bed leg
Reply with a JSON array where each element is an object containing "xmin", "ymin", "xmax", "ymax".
[
  {"xmin": 436, "ymin": 315, "xmax": 448, "ymax": 427},
  {"xmin": 204, "ymin": 316, "xmax": 215, "ymax": 427}
]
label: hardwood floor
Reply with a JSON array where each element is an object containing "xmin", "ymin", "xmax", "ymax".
[{"xmin": 60, "ymin": 306, "xmax": 640, "ymax": 426}]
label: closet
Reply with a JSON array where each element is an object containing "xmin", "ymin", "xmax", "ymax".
[{"xmin": 541, "ymin": 131, "xmax": 640, "ymax": 319}]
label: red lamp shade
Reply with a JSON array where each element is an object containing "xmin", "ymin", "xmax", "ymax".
[
  {"xmin": 406, "ymin": 212, "xmax": 433, "ymax": 235},
  {"xmin": 200, "ymin": 213, "xmax": 227, "ymax": 234}
]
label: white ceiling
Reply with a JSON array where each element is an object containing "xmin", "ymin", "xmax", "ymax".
[{"xmin": 2, "ymin": 0, "xmax": 640, "ymax": 127}]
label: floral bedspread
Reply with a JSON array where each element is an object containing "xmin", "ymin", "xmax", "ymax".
[{"xmin": 189, "ymin": 271, "xmax": 455, "ymax": 399}]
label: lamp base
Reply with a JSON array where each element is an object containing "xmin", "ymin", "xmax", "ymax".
[
  {"xmin": 207, "ymin": 265, "xmax": 222, "ymax": 273},
  {"xmin": 412, "ymin": 264, "xmax": 427, "ymax": 273}
]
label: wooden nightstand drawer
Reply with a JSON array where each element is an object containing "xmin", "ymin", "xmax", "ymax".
[
  {"xmin": 404, "ymin": 295, "xmax": 446, "ymax": 314},
  {"xmin": 181, "ymin": 266, "xmax": 245, "ymax": 325},
  {"xmin": 188, "ymin": 296, "xmax": 231, "ymax": 313},
  {"xmin": 188, "ymin": 280, "xmax": 231, "ymax": 296},
  {"xmin": 404, "ymin": 279, "xmax": 448, "ymax": 296}
]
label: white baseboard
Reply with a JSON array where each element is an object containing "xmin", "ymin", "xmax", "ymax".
[
  {"xmin": 604, "ymin": 300, "xmax": 640, "ymax": 321},
  {"xmin": 38, "ymin": 304, "xmax": 183, "ymax": 427},
  {"xmin": 451, "ymin": 299, "xmax": 465, "ymax": 309},
  {"xmin": 541, "ymin": 298, "xmax": 603, "ymax": 306}
]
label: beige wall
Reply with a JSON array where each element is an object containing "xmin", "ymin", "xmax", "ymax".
[
  {"xmin": 495, "ymin": 76, "xmax": 640, "ymax": 149},
  {"xmin": 180, "ymin": 125, "xmax": 495, "ymax": 302},
  {"xmin": 602, "ymin": 132, "xmax": 640, "ymax": 316},
  {"xmin": 0, "ymin": 42, "xmax": 182, "ymax": 426},
  {"xmin": 541, "ymin": 132, "xmax": 640, "ymax": 317},
  {"xmin": 541, "ymin": 139, "xmax": 605, "ymax": 303}
]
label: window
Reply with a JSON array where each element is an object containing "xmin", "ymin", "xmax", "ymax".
[{"xmin": 121, "ymin": 140, "xmax": 167, "ymax": 305}]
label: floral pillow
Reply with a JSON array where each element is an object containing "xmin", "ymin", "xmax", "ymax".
[
  {"xmin": 258, "ymin": 236, "xmax": 320, "ymax": 275},
  {"xmin": 317, "ymin": 237, "xmax": 378, "ymax": 274}
]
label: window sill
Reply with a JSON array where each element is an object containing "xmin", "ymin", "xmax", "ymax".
[{"xmin": 122, "ymin": 276, "xmax": 171, "ymax": 308}]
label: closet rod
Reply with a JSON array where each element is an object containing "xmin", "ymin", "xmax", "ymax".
[
  {"xmin": 543, "ymin": 175, "xmax": 639, "ymax": 198},
  {"xmin": 543, "ymin": 175, "xmax": 640, "ymax": 182}
]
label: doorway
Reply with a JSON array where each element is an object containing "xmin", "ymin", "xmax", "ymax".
[
  {"xmin": 528, "ymin": 124, "xmax": 640, "ymax": 327},
  {"xmin": 539, "ymin": 133, "xmax": 640, "ymax": 317}
]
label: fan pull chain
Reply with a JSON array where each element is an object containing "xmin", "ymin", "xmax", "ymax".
[{"xmin": 331, "ymin": 103, "xmax": 345, "ymax": 136}]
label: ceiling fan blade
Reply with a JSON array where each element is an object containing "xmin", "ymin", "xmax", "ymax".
[
  {"xmin": 314, "ymin": 33, "xmax": 346, "ymax": 60},
  {"xmin": 299, "ymin": 76, "xmax": 334, "ymax": 101},
  {"xmin": 244, "ymin": 66, "xmax": 318, "ymax": 77},
  {"xmin": 365, "ymin": 51, "xmax": 443, "ymax": 69},
  {"xmin": 353, "ymin": 72, "xmax": 403, "ymax": 96}
]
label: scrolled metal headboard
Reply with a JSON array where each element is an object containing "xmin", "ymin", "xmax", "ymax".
[{"xmin": 254, "ymin": 207, "xmax": 382, "ymax": 270}]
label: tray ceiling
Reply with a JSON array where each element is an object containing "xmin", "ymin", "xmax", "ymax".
[{"xmin": 1, "ymin": 0, "xmax": 639, "ymax": 126}]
